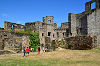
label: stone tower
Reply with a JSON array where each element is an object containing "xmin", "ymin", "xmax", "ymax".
[{"xmin": 43, "ymin": 16, "xmax": 54, "ymax": 23}]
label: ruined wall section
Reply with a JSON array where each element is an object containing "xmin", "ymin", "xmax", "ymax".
[
  {"xmin": 55, "ymin": 22, "xmax": 70, "ymax": 38},
  {"xmin": 87, "ymin": 9, "xmax": 100, "ymax": 46},
  {"xmin": 95, "ymin": 0, "xmax": 100, "ymax": 9},
  {"xmin": 25, "ymin": 22, "xmax": 35, "ymax": 32},
  {"xmin": 25, "ymin": 21, "xmax": 57, "ymax": 46},
  {"xmin": 55, "ymin": 28, "xmax": 66, "ymax": 39},
  {"xmin": 70, "ymin": 13, "xmax": 77, "ymax": 36},
  {"xmin": 0, "ymin": 30, "xmax": 29, "ymax": 52},
  {"xmin": 4, "ymin": 22, "xmax": 25, "ymax": 32},
  {"xmin": 78, "ymin": 15, "xmax": 88, "ymax": 35},
  {"xmin": 87, "ymin": 9, "xmax": 100, "ymax": 36},
  {"xmin": 4, "ymin": 22, "xmax": 12, "ymax": 30},
  {"xmin": 43, "ymin": 16, "xmax": 54, "ymax": 23},
  {"xmin": 85, "ymin": 1, "xmax": 93, "ymax": 11},
  {"xmin": 61, "ymin": 22, "xmax": 69, "ymax": 29}
]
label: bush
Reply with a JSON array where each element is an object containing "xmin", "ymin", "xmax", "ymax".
[
  {"xmin": 66, "ymin": 36, "xmax": 93, "ymax": 50},
  {"xmin": 68, "ymin": 43, "xmax": 73, "ymax": 49},
  {"xmin": 29, "ymin": 32, "xmax": 40, "ymax": 51},
  {"xmin": 65, "ymin": 44, "xmax": 68, "ymax": 49}
]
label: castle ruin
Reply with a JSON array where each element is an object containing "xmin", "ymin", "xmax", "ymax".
[
  {"xmin": 69, "ymin": 0, "xmax": 100, "ymax": 46},
  {"xmin": 0, "ymin": 0, "xmax": 100, "ymax": 52}
]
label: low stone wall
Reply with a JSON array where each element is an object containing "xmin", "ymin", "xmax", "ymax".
[{"xmin": 65, "ymin": 36, "xmax": 93, "ymax": 50}]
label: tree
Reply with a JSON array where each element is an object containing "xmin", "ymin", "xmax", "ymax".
[
  {"xmin": 29, "ymin": 32, "xmax": 40, "ymax": 51},
  {"xmin": 25, "ymin": 28, "xmax": 40, "ymax": 51}
]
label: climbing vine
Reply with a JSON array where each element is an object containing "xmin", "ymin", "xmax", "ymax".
[
  {"xmin": 29, "ymin": 32, "xmax": 40, "ymax": 51},
  {"xmin": 25, "ymin": 29, "xmax": 40, "ymax": 51}
]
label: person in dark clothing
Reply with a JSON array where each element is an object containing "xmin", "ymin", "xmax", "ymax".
[
  {"xmin": 23, "ymin": 47, "xmax": 26, "ymax": 57},
  {"xmin": 38, "ymin": 46, "xmax": 40, "ymax": 54}
]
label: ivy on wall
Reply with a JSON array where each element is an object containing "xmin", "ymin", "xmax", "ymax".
[
  {"xmin": 25, "ymin": 29, "xmax": 40, "ymax": 51},
  {"xmin": 7, "ymin": 28, "xmax": 40, "ymax": 51}
]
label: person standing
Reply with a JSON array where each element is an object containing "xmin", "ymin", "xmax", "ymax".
[
  {"xmin": 38, "ymin": 46, "xmax": 40, "ymax": 54},
  {"xmin": 26, "ymin": 47, "xmax": 29, "ymax": 56},
  {"xmin": 43, "ymin": 46, "xmax": 45, "ymax": 53},
  {"xmin": 32, "ymin": 48, "xmax": 34, "ymax": 55},
  {"xmin": 23, "ymin": 47, "xmax": 26, "ymax": 57}
]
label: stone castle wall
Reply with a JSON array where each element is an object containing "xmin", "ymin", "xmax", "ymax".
[
  {"xmin": 87, "ymin": 9, "xmax": 100, "ymax": 46},
  {"xmin": 25, "ymin": 16, "xmax": 69, "ymax": 48},
  {"xmin": 70, "ymin": 13, "xmax": 77, "ymax": 36},
  {"xmin": 69, "ymin": 0, "xmax": 100, "ymax": 47},
  {"xmin": 0, "ymin": 30, "xmax": 29, "ymax": 52},
  {"xmin": 4, "ymin": 21, "xmax": 25, "ymax": 32}
]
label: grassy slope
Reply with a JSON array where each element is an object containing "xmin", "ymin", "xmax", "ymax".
[{"xmin": 0, "ymin": 47, "xmax": 100, "ymax": 66}]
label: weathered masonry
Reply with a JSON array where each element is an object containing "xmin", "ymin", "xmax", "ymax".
[
  {"xmin": 2, "ymin": 16, "xmax": 70, "ymax": 51},
  {"xmin": 0, "ymin": 30, "xmax": 29, "ymax": 52},
  {"xmin": 69, "ymin": 0, "xmax": 100, "ymax": 47},
  {"xmin": 4, "ymin": 22, "xmax": 25, "ymax": 32},
  {"xmin": 0, "ymin": 0, "xmax": 100, "ymax": 52},
  {"xmin": 25, "ymin": 16, "xmax": 70, "ymax": 49}
]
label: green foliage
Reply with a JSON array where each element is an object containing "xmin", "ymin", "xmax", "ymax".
[
  {"xmin": 14, "ymin": 31, "xmax": 28, "ymax": 35},
  {"xmin": 65, "ymin": 43, "xmax": 73, "ymax": 49},
  {"xmin": 24, "ymin": 28, "xmax": 40, "ymax": 51},
  {"xmin": 88, "ymin": 10, "xmax": 92, "ymax": 14},
  {"xmin": 7, "ymin": 28, "xmax": 40, "ymax": 51},
  {"xmin": 65, "ymin": 44, "xmax": 69, "ymax": 49},
  {"xmin": 29, "ymin": 32, "xmax": 40, "ymax": 51},
  {"xmin": 68, "ymin": 43, "xmax": 73, "ymax": 49},
  {"xmin": 58, "ymin": 39, "xmax": 65, "ymax": 48},
  {"xmin": 7, "ymin": 29, "xmax": 29, "ymax": 35},
  {"xmin": 24, "ymin": 28, "xmax": 32, "ymax": 33}
]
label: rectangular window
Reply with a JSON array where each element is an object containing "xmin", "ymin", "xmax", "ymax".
[
  {"xmin": 42, "ymin": 33, "xmax": 44, "ymax": 37},
  {"xmin": 57, "ymin": 32, "xmax": 59, "ymax": 38},
  {"xmin": 53, "ymin": 34, "xmax": 54, "ymax": 38},
  {"xmin": 48, "ymin": 32, "xmax": 51, "ymax": 36},
  {"xmin": 63, "ymin": 33, "xmax": 64, "ymax": 37}
]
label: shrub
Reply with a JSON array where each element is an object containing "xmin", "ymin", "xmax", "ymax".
[
  {"xmin": 29, "ymin": 32, "xmax": 40, "ymax": 51},
  {"xmin": 66, "ymin": 36, "xmax": 93, "ymax": 50}
]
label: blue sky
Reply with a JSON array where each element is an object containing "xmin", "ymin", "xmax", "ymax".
[{"xmin": 0, "ymin": 0, "xmax": 95, "ymax": 28}]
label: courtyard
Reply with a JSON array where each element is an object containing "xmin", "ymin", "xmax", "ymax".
[{"xmin": 0, "ymin": 47, "xmax": 100, "ymax": 66}]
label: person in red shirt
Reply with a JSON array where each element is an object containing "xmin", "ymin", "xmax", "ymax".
[
  {"xmin": 26, "ymin": 47, "xmax": 29, "ymax": 56},
  {"xmin": 38, "ymin": 46, "xmax": 40, "ymax": 54}
]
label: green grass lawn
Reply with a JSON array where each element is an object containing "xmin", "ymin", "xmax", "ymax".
[{"xmin": 0, "ymin": 47, "xmax": 100, "ymax": 66}]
